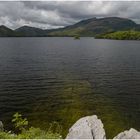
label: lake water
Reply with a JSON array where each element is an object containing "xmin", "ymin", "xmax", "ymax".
[{"xmin": 0, "ymin": 37, "xmax": 140, "ymax": 138}]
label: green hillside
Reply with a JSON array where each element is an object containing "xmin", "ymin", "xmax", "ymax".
[
  {"xmin": 48, "ymin": 17, "xmax": 139, "ymax": 37},
  {"xmin": 0, "ymin": 17, "xmax": 140, "ymax": 37},
  {"xmin": 95, "ymin": 31, "xmax": 140, "ymax": 40}
]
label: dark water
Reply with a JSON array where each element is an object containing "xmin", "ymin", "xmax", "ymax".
[{"xmin": 0, "ymin": 37, "xmax": 140, "ymax": 138}]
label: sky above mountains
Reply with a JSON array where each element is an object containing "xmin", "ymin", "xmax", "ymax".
[{"xmin": 0, "ymin": 1, "xmax": 140, "ymax": 29}]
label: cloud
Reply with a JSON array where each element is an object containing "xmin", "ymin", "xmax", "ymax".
[{"xmin": 0, "ymin": 1, "xmax": 140, "ymax": 30}]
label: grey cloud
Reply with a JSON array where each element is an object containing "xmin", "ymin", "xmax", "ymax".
[{"xmin": 0, "ymin": 1, "xmax": 140, "ymax": 29}]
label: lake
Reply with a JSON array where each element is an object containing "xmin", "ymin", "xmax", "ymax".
[{"xmin": 0, "ymin": 37, "xmax": 140, "ymax": 138}]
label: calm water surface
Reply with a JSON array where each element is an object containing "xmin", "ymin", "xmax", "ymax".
[{"xmin": 0, "ymin": 37, "xmax": 140, "ymax": 138}]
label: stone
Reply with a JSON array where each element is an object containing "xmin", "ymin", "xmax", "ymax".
[
  {"xmin": 0, "ymin": 121, "xmax": 4, "ymax": 131},
  {"xmin": 114, "ymin": 128, "xmax": 140, "ymax": 139},
  {"xmin": 66, "ymin": 115, "xmax": 106, "ymax": 139}
]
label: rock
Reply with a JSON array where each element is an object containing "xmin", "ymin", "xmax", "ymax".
[
  {"xmin": 0, "ymin": 121, "xmax": 4, "ymax": 131},
  {"xmin": 114, "ymin": 128, "xmax": 140, "ymax": 139},
  {"xmin": 66, "ymin": 115, "xmax": 106, "ymax": 139}
]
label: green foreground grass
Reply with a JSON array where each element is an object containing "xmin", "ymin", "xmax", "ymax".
[{"xmin": 0, "ymin": 113, "xmax": 62, "ymax": 139}]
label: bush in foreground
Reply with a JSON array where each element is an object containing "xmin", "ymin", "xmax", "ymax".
[{"xmin": 0, "ymin": 113, "xmax": 62, "ymax": 139}]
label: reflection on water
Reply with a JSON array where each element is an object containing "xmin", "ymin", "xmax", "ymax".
[
  {"xmin": 30, "ymin": 79, "xmax": 128, "ymax": 138},
  {"xmin": 0, "ymin": 37, "xmax": 140, "ymax": 138}
]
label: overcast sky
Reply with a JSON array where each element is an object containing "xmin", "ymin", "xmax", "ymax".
[{"xmin": 0, "ymin": 1, "xmax": 140, "ymax": 29}]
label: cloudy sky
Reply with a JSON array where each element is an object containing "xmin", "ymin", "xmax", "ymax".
[{"xmin": 0, "ymin": 1, "xmax": 140, "ymax": 29}]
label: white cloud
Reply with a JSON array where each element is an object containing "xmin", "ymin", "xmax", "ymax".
[{"xmin": 0, "ymin": 1, "xmax": 140, "ymax": 29}]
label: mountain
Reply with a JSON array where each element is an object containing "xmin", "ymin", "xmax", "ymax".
[
  {"xmin": 0, "ymin": 25, "xmax": 15, "ymax": 37},
  {"xmin": 0, "ymin": 17, "xmax": 140, "ymax": 37},
  {"xmin": 48, "ymin": 17, "xmax": 139, "ymax": 36},
  {"xmin": 15, "ymin": 26, "xmax": 48, "ymax": 37}
]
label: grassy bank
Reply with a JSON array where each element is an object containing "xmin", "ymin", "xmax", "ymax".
[
  {"xmin": 0, "ymin": 113, "xmax": 62, "ymax": 139},
  {"xmin": 95, "ymin": 31, "xmax": 140, "ymax": 40}
]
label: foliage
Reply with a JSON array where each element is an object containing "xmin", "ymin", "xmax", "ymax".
[
  {"xmin": 17, "ymin": 127, "xmax": 61, "ymax": 139},
  {"xmin": 0, "ymin": 131, "xmax": 16, "ymax": 139},
  {"xmin": 0, "ymin": 113, "xmax": 62, "ymax": 139},
  {"xmin": 95, "ymin": 30, "xmax": 140, "ymax": 40},
  {"xmin": 12, "ymin": 112, "xmax": 28, "ymax": 131},
  {"xmin": 74, "ymin": 35, "xmax": 80, "ymax": 39},
  {"xmin": 0, "ymin": 127, "xmax": 62, "ymax": 139}
]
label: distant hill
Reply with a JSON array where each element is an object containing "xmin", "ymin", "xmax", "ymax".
[
  {"xmin": 48, "ymin": 17, "xmax": 139, "ymax": 36},
  {"xmin": 0, "ymin": 17, "xmax": 140, "ymax": 37},
  {"xmin": 0, "ymin": 25, "xmax": 16, "ymax": 37},
  {"xmin": 15, "ymin": 26, "xmax": 48, "ymax": 37}
]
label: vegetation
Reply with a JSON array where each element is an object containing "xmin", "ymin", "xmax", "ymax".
[
  {"xmin": 74, "ymin": 35, "xmax": 80, "ymax": 39},
  {"xmin": 0, "ymin": 113, "xmax": 62, "ymax": 139},
  {"xmin": 12, "ymin": 112, "xmax": 28, "ymax": 132},
  {"xmin": 49, "ymin": 17, "xmax": 139, "ymax": 37},
  {"xmin": 95, "ymin": 30, "xmax": 140, "ymax": 40},
  {"xmin": 1, "ymin": 17, "xmax": 140, "ymax": 37}
]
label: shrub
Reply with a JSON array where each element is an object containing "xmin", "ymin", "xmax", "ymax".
[
  {"xmin": 12, "ymin": 112, "xmax": 28, "ymax": 132},
  {"xmin": 96, "ymin": 31, "xmax": 140, "ymax": 40},
  {"xmin": 0, "ymin": 113, "xmax": 62, "ymax": 139}
]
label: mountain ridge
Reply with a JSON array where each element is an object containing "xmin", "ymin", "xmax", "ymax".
[{"xmin": 0, "ymin": 17, "xmax": 140, "ymax": 37}]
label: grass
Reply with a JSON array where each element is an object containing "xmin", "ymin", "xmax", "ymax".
[{"xmin": 0, "ymin": 113, "xmax": 62, "ymax": 139}]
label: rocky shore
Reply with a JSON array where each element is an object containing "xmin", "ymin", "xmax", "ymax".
[
  {"xmin": 1, "ymin": 115, "xmax": 140, "ymax": 139},
  {"xmin": 66, "ymin": 115, "xmax": 140, "ymax": 139}
]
